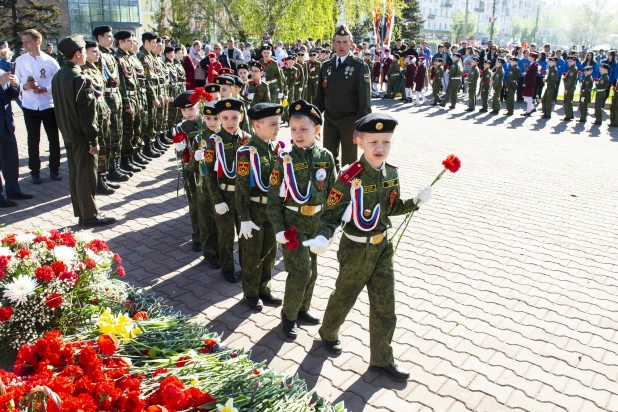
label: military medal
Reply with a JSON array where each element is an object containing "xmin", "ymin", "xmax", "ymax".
[
  {"xmin": 363, "ymin": 209, "xmax": 371, "ymax": 217},
  {"xmin": 315, "ymin": 167, "xmax": 327, "ymax": 191}
]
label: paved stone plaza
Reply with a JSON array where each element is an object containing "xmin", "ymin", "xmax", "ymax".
[{"xmin": 3, "ymin": 99, "xmax": 618, "ymax": 411}]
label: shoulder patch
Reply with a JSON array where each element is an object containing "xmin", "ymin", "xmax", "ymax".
[
  {"xmin": 338, "ymin": 161, "xmax": 364, "ymax": 185},
  {"xmin": 327, "ymin": 188, "xmax": 343, "ymax": 206}
]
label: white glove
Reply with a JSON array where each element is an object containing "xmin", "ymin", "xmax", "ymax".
[
  {"xmin": 275, "ymin": 231, "xmax": 288, "ymax": 244},
  {"xmin": 214, "ymin": 202, "xmax": 229, "ymax": 215},
  {"xmin": 194, "ymin": 149, "xmax": 204, "ymax": 161},
  {"xmin": 239, "ymin": 221, "xmax": 260, "ymax": 239},
  {"xmin": 277, "ymin": 92, "xmax": 284, "ymax": 99},
  {"xmin": 298, "ymin": 87, "xmax": 303, "ymax": 92},
  {"xmin": 302, "ymin": 235, "xmax": 329, "ymax": 255},
  {"xmin": 174, "ymin": 141, "xmax": 186, "ymax": 152},
  {"xmin": 414, "ymin": 185, "xmax": 432, "ymax": 206},
  {"xmin": 248, "ymin": 93, "xmax": 255, "ymax": 100}
]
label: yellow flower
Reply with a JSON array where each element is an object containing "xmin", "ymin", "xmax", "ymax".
[{"xmin": 217, "ymin": 399, "xmax": 238, "ymax": 412}]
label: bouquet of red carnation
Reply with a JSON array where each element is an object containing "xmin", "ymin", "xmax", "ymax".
[
  {"xmin": 393, "ymin": 154, "xmax": 461, "ymax": 253},
  {"xmin": 577, "ymin": 71, "xmax": 583, "ymax": 75},
  {"xmin": 562, "ymin": 72, "xmax": 567, "ymax": 77},
  {"xmin": 541, "ymin": 70, "xmax": 547, "ymax": 75},
  {"xmin": 594, "ymin": 77, "xmax": 600, "ymax": 82},
  {"xmin": 173, "ymin": 131, "xmax": 188, "ymax": 152},
  {"xmin": 189, "ymin": 87, "xmax": 213, "ymax": 105},
  {"xmin": 284, "ymin": 227, "xmax": 299, "ymax": 250},
  {"xmin": 463, "ymin": 73, "xmax": 469, "ymax": 78}
]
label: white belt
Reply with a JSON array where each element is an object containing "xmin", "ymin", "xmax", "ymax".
[
  {"xmin": 127, "ymin": 91, "xmax": 136, "ymax": 96},
  {"xmin": 450, "ymin": 77, "xmax": 462, "ymax": 80},
  {"xmin": 285, "ymin": 205, "xmax": 322, "ymax": 216},
  {"xmin": 105, "ymin": 88, "xmax": 117, "ymax": 93},
  {"xmin": 250, "ymin": 196, "xmax": 268, "ymax": 204},
  {"xmin": 266, "ymin": 79, "xmax": 278, "ymax": 84},
  {"xmin": 219, "ymin": 183, "xmax": 235, "ymax": 191},
  {"xmin": 141, "ymin": 88, "xmax": 146, "ymax": 92},
  {"xmin": 344, "ymin": 231, "xmax": 386, "ymax": 245}
]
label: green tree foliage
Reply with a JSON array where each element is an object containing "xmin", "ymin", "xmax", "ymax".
[
  {"xmin": 0, "ymin": 0, "xmax": 61, "ymax": 50},
  {"xmin": 450, "ymin": 10, "xmax": 476, "ymax": 43},
  {"xmin": 395, "ymin": 0, "xmax": 423, "ymax": 44}
]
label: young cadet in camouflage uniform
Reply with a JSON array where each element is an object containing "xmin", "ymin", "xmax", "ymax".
[
  {"xmin": 129, "ymin": 37, "xmax": 153, "ymax": 168},
  {"xmin": 297, "ymin": 52, "xmax": 308, "ymax": 99},
  {"xmin": 540, "ymin": 57, "xmax": 558, "ymax": 119},
  {"xmin": 385, "ymin": 54, "xmax": 402, "ymax": 99},
  {"xmin": 490, "ymin": 58, "xmax": 505, "ymax": 114},
  {"xmin": 92, "ymin": 25, "xmax": 127, "ymax": 183},
  {"xmin": 306, "ymin": 52, "xmax": 321, "ymax": 103},
  {"xmin": 115, "ymin": 31, "xmax": 144, "ymax": 175},
  {"xmin": 293, "ymin": 54, "xmax": 306, "ymax": 100},
  {"xmin": 138, "ymin": 32, "xmax": 164, "ymax": 159},
  {"xmin": 266, "ymin": 100, "xmax": 336, "ymax": 338},
  {"xmin": 479, "ymin": 60, "xmax": 492, "ymax": 112},
  {"xmin": 174, "ymin": 47, "xmax": 187, "ymax": 125},
  {"xmin": 504, "ymin": 56, "xmax": 520, "ymax": 115},
  {"xmin": 247, "ymin": 62, "xmax": 270, "ymax": 107},
  {"xmin": 236, "ymin": 103, "xmax": 285, "ymax": 310},
  {"xmin": 164, "ymin": 47, "xmax": 179, "ymax": 136},
  {"xmin": 465, "ymin": 57, "xmax": 480, "ymax": 112},
  {"xmin": 215, "ymin": 75, "xmax": 251, "ymax": 134},
  {"xmin": 430, "ymin": 58, "xmax": 444, "ymax": 106},
  {"xmin": 259, "ymin": 44, "xmax": 284, "ymax": 103},
  {"xmin": 440, "ymin": 52, "xmax": 462, "ymax": 108},
  {"xmin": 562, "ymin": 56, "xmax": 579, "ymax": 121},
  {"xmin": 594, "ymin": 64, "xmax": 610, "ymax": 125},
  {"xmin": 282, "ymin": 57, "xmax": 299, "ymax": 123},
  {"xmin": 204, "ymin": 98, "xmax": 252, "ymax": 283},
  {"xmin": 82, "ymin": 40, "xmax": 113, "ymax": 195},
  {"xmin": 154, "ymin": 40, "xmax": 170, "ymax": 151},
  {"xmin": 303, "ymin": 113, "xmax": 432, "ymax": 382},
  {"xmin": 579, "ymin": 66, "xmax": 593, "ymax": 122},
  {"xmin": 204, "ymin": 83, "xmax": 221, "ymax": 101}
]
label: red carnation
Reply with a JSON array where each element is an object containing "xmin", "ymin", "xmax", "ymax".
[
  {"xmin": 577, "ymin": 71, "xmax": 583, "ymax": 75},
  {"xmin": 541, "ymin": 70, "xmax": 547, "ymax": 75},
  {"xmin": 113, "ymin": 253, "xmax": 122, "ymax": 263},
  {"xmin": 59, "ymin": 270, "xmax": 79, "ymax": 286},
  {"xmin": 46, "ymin": 240, "xmax": 56, "ymax": 249},
  {"xmin": 97, "ymin": 333, "xmax": 119, "ymax": 355},
  {"xmin": 230, "ymin": 353, "xmax": 238, "ymax": 358},
  {"xmin": 60, "ymin": 232, "xmax": 76, "ymax": 247},
  {"xmin": 117, "ymin": 265, "xmax": 126, "ymax": 277},
  {"xmin": 204, "ymin": 338, "xmax": 217, "ymax": 347},
  {"xmin": 16, "ymin": 249, "xmax": 31, "ymax": 259},
  {"xmin": 0, "ymin": 306, "xmax": 13, "ymax": 322},
  {"xmin": 132, "ymin": 311, "xmax": 148, "ymax": 320},
  {"xmin": 152, "ymin": 367, "xmax": 168, "ymax": 377},
  {"xmin": 253, "ymin": 369, "xmax": 260, "ymax": 375},
  {"xmin": 0, "ymin": 269, "xmax": 5, "ymax": 280},
  {"xmin": 83, "ymin": 258, "xmax": 96, "ymax": 269},
  {"xmin": 175, "ymin": 355, "xmax": 193, "ymax": 368},
  {"xmin": 442, "ymin": 154, "xmax": 461, "ymax": 173},
  {"xmin": 594, "ymin": 77, "xmax": 599, "ymax": 82},
  {"xmin": 189, "ymin": 92, "xmax": 200, "ymax": 105},
  {"xmin": 199, "ymin": 347, "xmax": 211, "ymax": 354},
  {"xmin": 173, "ymin": 131, "xmax": 188, "ymax": 143},
  {"xmin": 2, "ymin": 234, "xmax": 16, "ymax": 245},
  {"xmin": 35, "ymin": 265, "xmax": 55, "ymax": 281},
  {"xmin": 45, "ymin": 293, "xmax": 63, "ymax": 309},
  {"xmin": 562, "ymin": 72, "xmax": 567, "ymax": 77},
  {"xmin": 51, "ymin": 261, "xmax": 66, "ymax": 275},
  {"xmin": 0, "ymin": 255, "xmax": 10, "ymax": 269},
  {"xmin": 284, "ymin": 227, "xmax": 299, "ymax": 250},
  {"xmin": 147, "ymin": 407, "xmax": 169, "ymax": 412}
]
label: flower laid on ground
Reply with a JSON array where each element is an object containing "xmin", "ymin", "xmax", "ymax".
[
  {"xmin": 3, "ymin": 274, "xmax": 38, "ymax": 306},
  {"xmin": 217, "ymin": 398, "xmax": 239, "ymax": 412},
  {"xmin": 97, "ymin": 307, "xmax": 142, "ymax": 340}
]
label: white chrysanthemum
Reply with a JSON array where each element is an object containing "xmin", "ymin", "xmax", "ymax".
[
  {"xmin": 54, "ymin": 245, "xmax": 76, "ymax": 265},
  {"xmin": 84, "ymin": 248, "xmax": 107, "ymax": 265},
  {"xmin": 0, "ymin": 247, "xmax": 12, "ymax": 257},
  {"xmin": 3, "ymin": 274, "xmax": 38, "ymax": 306},
  {"xmin": 74, "ymin": 231, "xmax": 94, "ymax": 244},
  {"xmin": 15, "ymin": 233, "xmax": 36, "ymax": 245}
]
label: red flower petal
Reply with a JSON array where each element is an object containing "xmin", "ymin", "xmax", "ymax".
[{"xmin": 441, "ymin": 154, "xmax": 461, "ymax": 173}]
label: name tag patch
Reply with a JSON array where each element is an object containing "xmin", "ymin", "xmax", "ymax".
[
  {"xmin": 293, "ymin": 162, "xmax": 308, "ymax": 171},
  {"xmin": 314, "ymin": 162, "xmax": 330, "ymax": 169},
  {"xmin": 363, "ymin": 184, "xmax": 377, "ymax": 193},
  {"xmin": 383, "ymin": 178, "xmax": 398, "ymax": 188}
]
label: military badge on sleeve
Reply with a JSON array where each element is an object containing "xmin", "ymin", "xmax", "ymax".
[
  {"xmin": 327, "ymin": 188, "xmax": 343, "ymax": 206},
  {"xmin": 270, "ymin": 170, "xmax": 280, "ymax": 185},
  {"xmin": 237, "ymin": 162, "xmax": 250, "ymax": 176},
  {"xmin": 205, "ymin": 150, "xmax": 214, "ymax": 163}
]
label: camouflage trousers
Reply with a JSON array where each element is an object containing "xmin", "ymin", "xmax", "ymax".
[
  {"xmin": 595, "ymin": 92, "xmax": 606, "ymax": 123},
  {"xmin": 121, "ymin": 95, "xmax": 141, "ymax": 153},
  {"xmin": 197, "ymin": 179, "xmax": 218, "ymax": 258},
  {"xmin": 468, "ymin": 85, "xmax": 477, "ymax": 110},
  {"xmin": 306, "ymin": 79, "xmax": 318, "ymax": 104},
  {"xmin": 492, "ymin": 84, "xmax": 503, "ymax": 112},
  {"xmin": 579, "ymin": 96, "xmax": 590, "ymax": 121},
  {"xmin": 321, "ymin": 235, "xmax": 396, "ymax": 367},
  {"xmin": 563, "ymin": 88, "xmax": 575, "ymax": 118},
  {"xmin": 104, "ymin": 91, "xmax": 123, "ymax": 166},
  {"xmin": 240, "ymin": 202, "xmax": 276, "ymax": 298},
  {"xmin": 541, "ymin": 86, "xmax": 555, "ymax": 117},
  {"xmin": 443, "ymin": 79, "xmax": 460, "ymax": 106},
  {"xmin": 268, "ymin": 83, "xmax": 280, "ymax": 104},
  {"xmin": 213, "ymin": 190, "xmax": 240, "ymax": 273},
  {"xmin": 137, "ymin": 89, "xmax": 149, "ymax": 145},
  {"xmin": 143, "ymin": 99, "xmax": 156, "ymax": 144},
  {"xmin": 506, "ymin": 82, "xmax": 516, "ymax": 114},
  {"xmin": 96, "ymin": 106, "xmax": 110, "ymax": 174},
  {"xmin": 184, "ymin": 170, "xmax": 200, "ymax": 243}
]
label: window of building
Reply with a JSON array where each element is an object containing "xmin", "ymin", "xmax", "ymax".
[{"xmin": 68, "ymin": 0, "xmax": 141, "ymax": 37}]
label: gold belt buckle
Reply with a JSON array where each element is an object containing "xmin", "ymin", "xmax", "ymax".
[
  {"xmin": 300, "ymin": 205, "xmax": 317, "ymax": 216},
  {"xmin": 371, "ymin": 232, "xmax": 385, "ymax": 245}
]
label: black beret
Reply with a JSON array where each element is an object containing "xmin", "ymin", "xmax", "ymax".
[
  {"xmin": 247, "ymin": 103, "xmax": 284, "ymax": 120},
  {"xmin": 92, "ymin": 26, "xmax": 112, "ymax": 38},
  {"xmin": 164, "ymin": 46, "xmax": 174, "ymax": 54},
  {"xmin": 260, "ymin": 44, "xmax": 272, "ymax": 53},
  {"xmin": 472, "ymin": 57, "xmax": 480, "ymax": 62},
  {"xmin": 173, "ymin": 91, "xmax": 196, "ymax": 108},
  {"xmin": 355, "ymin": 113, "xmax": 398, "ymax": 133},
  {"xmin": 483, "ymin": 59, "xmax": 492, "ymax": 64},
  {"xmin": 435, "ymin": 58, "xmax": 443, "ymax": 62},
  {"xmin": 283, "ymin": 56, "xmax": 295, "ymax": 62},
  {"xmin": 509, "ymin": 56, "xmax": 519, "ymax": 61},
  {"xmin": 155, "ymin": 37, "xmax": 163, "ymax": 43},
  {"xmin": 84, "ymin": 40, "xmax": 97, "ymax": 49},
  {"xmin": 204, "ymin": 84, "xmax": 221, "ymax": 93},
  {"xmin": 567, "ymin": 56, "xmax": 578, "ymax": 61},
  {"xmin": 249, "ymin": 61, "xmax": 264, "ymax": 70},
  {"xmin": 58, "ymin": 35, "xmax": 85, "ymax": 57},
  {"xmin": 231, "ymin": 75, "xmax": 244, "ymax": 87},
  {"xmin": 548, "ymin": 57, "xmax": 558, "ymax": 62},
  {"xmin": 335, "ymin": 25, "xmax": 352, "ymax": 37},
  {"xmin": 297, "ymin": 52, "xmax": 305, "ymax": 56},
  {"xmin": 202, "ymin": 101, "xmax": 218, "ymax": 116},
  {"xmin": 584, "ymin": 66, "xmax": 593, "ymax": 71},
  {"xmin": 142, "ymin": 32, "xmax": 158, "ymax": 42},
  {"xmin": 601, "ymin": 63, "xmax": 610, "ymax": 70},
  {"xmin": 308, "ymin": 37, "xmax": 314, "ymax": 41},
  {"xmin": 496, "ymin": 58, "xmax": 505, "ymax": 64},
  {"xmin": 453, "ymin": 52, "xmax": 461, "ymax": 57},
  {"xmin": 310, "ymin": 52, "xmax": 317, "ymax": 56},
  {"xmin": 114, "ymin": 30, "xmax": 132, "ymax": 41},
  {"xmin": 289, "ymin": 99, "xmax": 323, "ymax": 125},
  {"xmin": 393, "ymin": 54, "xmax": 400, "ymax": 59},
  {"xmin": 219, "ymin": 67, "xmax": 235, "ymax": 75},
  {"xmin": 237, "ymin": 63, "xmax": 249, "ymax": 71},
  {"xmin": 46, "ymin": 42, "xmax": 53, "ymax": 47},
  {"xmin": 214, "ymin": 75, "xmax": 235, "ymax": 85},
  {"xmin": 174, "ymin": 47, "xmax": 182, "ymax": 52},
  {"xmin": 215, "ymin": 98, "xmax": 244, "ymax": 113}
]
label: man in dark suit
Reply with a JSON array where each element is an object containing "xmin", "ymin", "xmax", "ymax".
[{"xmin": 0, "ymin": 70, "xmax": 33, "ymax": 207}]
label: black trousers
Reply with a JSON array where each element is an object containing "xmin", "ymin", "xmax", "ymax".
[
  {"xmin": 517, "ymin": 78, "xmax": 524, "ymax": 101},
  {"xmin": 0, "ymin": 126, "xmax": 21, "ymax": 197},
  {"xmin": 22, "ymin": 107, "xmax": 60, "ymax": 177}
]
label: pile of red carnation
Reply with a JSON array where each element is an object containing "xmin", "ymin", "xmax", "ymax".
[{"xmin": 189, "ymin": 87, "xmax": 213, "ymax": 105}]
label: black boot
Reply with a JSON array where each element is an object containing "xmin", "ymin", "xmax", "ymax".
[
  {"xmin": 159, "ymin": 133, "xmax": 171, "ymax": 148},
  {"xmin": 154, "ymin": 135, "xmax": 167, "ymax": 151},
  {"xmin": 132, "ymin": 150, "xmax": 149, "ymax": 166},
  {"xmin": 116, "ymin": 158, "xmax": 134, "ymax": 177},
  {"xmin": 107, "ymin": 159, "xmax": 129, "ymax": 182},
  {"xmin": 369, "ymin": 364, "xmax": 410, "ymax": 381},
  {"xmin": 281, "ymin": 309, "xmax": 298, "ymax": 338},
  {"xmin": 96, "ymin": 174, "xmax": 115, "ymax": 195},
  {"xmin": 102, "ymin": 174, "xmax": 121, "ymax": 189},
  {"xmin": 138, "ymin": 146, "xmax": 153, "ymax": 161},
  {"xmin": 120, "ymin": 155, "xmax": 142, "ymax": 173},
  {"xmin": 143, "ymin": 142, "xmax": 161, "ymax": 158},
  {"xmin": 151, "ymin": 139, "xmax": 165, "ymax": 154}
]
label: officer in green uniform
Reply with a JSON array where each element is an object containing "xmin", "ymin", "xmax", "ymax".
[
  {"xmin": 129, "ymin": 37, "xmax": 153, "ymax": 168},
  {"xmin": 153, "ymin": 39, "xmax": 169, "ymax": 151},
  {"xmin": 490, "ymin": 58, "xmax": 505, "ymax": 114},
  {"xmin": 504, "ymin": 56, "xmax": 520, "ymax": 116},
  {"xmin": 440, "ymin": 52, "xmax": 462, "ymax": 108},
  {"xmin": 306, "ymin": 52, "xmax": 321, "ymax": 103},
  {"xmin": 579, "ymin": 66, "xmax": 593, "ymax": 122},
  {"xmin": 82, "ymin": 40, "xmax": 113, "ymax": 195},
  {"xmin": 562, "ymin": 56, "xmax": 579, "ymax": 121},
  {"xmin": 594, "ymin": 64, "xmax": 610, "ymax": 125},
  {"xmin": 236, "ymin": 103, "xmax": 285, "ymax": 310},
  {"xmin": 52, "ymin": 35, "xmax": 116, "ymax": 227},
  {"xmin": 282, "ymin": 57, "xmax": 299, "ymax": 123},
  {"xmin": 314, "ymin": 25, "xmax": 371, "ymax": 169},
  {"xmin": 247, "ymin": 62, "xmax": 270, "ymax": 107},
  {"xmin": 266, "ymin": 100, "xmax": 336, "ymax": 337},
  {"xmin": 164, "ymin": 47, "xmax": 179, "ymax": 136},
  {"xmin": 138, "ymin": 32, "xmax": 164, "ymax": 159},
  {"xmin": 465, "ymin": 57, "xmax": 480, "ymax": 112},
  {"xmin": 205, "ymin": 98, "xmax": 252, "ymax": 283},
  {"xmin": 479, "ymin": 60, "xmax": 492, "ymax": 112},
  {"xmin": 540, "ymin": 57, "xmax": 558, "ymax": 119},
  {"xmin": 259, "ymin": 44, "xmax": 284, "ymax": 104},
  {"xmin": 385, "ymin": 54, "xmax": 402, "ymax": 99},
  {"xmin": 303, "ymin": 113, "xmax": 431, "ymax": 382},
  {"xmin": 92, "ymin": 25, "xmax": 127, "ymax": 183},
  {"xmin": 430, "ymin": 58, "xmax": 444, "ymax": 106}
]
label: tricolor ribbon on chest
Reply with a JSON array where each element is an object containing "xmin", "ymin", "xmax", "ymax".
[
  {"xmin": 120, "ymin": 60, "xmax": 133, "ymax": 77},
  {"xmin": 278, "ymin": 150, "xmax": 311, "ymax": 203},
  {"xmin": 342, "ymin": 178, "xmax": 380, "ymax": 231},
  {"xmin": 209, "ymin": 135, "xmax": 236, "ymax": 179},
  {"xmin": 237, "ymin": 146, "xmax": 269, "ymax": 192}
]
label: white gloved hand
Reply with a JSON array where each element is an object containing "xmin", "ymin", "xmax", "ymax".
[
  {"xmin": 239, "ymin": 221, "xmax": 260, "ymax": 239},
  {"xmin": 414, "ymin": 185, "xmax": 432, "ymax": 206},
  {"xmin": 277, "ymin": 92, "xmax": 284, "ymax": 99},
  {"xmin": 275, "ymin": 231, "xmax": 288, "ymax": 244},
  {"xmin": 248, "ymin": 93, "xmax": 255, "ymax": 100},
  {"xmin": 298, "ymin": 87, "xmax": 303, "ymax": 92},
  {"xmin": 302, "ymin": 235, "xmax": 329, "ymax": 255},
  {"xmin": 174, "ymin": 141, "xmax": 186, "ymax": 152},
  {"xmin": 214, "ymin": 202, "xmax": 229, "ymax": 215},
  {"xmin": 193, "ymin": 149, "xmax": 204, "ymax": 161}
]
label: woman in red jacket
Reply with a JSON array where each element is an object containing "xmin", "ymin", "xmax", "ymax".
[
  {"xmin": 414, "ymin": 57, "xmax": 428, "ymax": 105},
  {"xmin": 182, "ymin": 53, "xmax": 196, "ymax": 90},
  {"xmin": 522, "ymin": 52, "xmax": 538, "ymax": 116}
]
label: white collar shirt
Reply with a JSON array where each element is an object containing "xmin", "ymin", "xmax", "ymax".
[{"xmin": 15, "ymin": 51, "xmax": 59, "ymax": 110}]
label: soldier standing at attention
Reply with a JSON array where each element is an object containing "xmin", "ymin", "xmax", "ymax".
[
  {"xmin": 490, "ymin": 58, "xmax": 505, "ymax": 114},
  {"xmin": 138, "ymin": 32, "xmax": 164, "ymax": 159},
  {"xmin": 236, "ymin": 103, "xmax": 285, "ymax": 310},
  {"xmin": 504, "ymin": 56, "xmax": 520, "ymax": 116},
  {"xmin": 465, "ymin": 57, "xmax": 480, "ymax": 112},
  {"xmin": 430, "ymin": 58, "xmax": 444, "ymax": 106},
  {"xmin": 440, "ymin": 52, "xmax": 462, "ymax": 109},
  {"xmin": 609, "ymin": 81, "xmax": 618, "ymax": 127},
  {"xmin": 247, "ymin": 62, "xmax": 270, "ymax": 107},
  {"xmin": 306, "ymin": 51, "xmax": 321, "ymax": 103},
  {"xmin": 479, "ymin": 60, "xmax": 492, "ymax": 113},
  {"xmin": 579, "ymin": 66, "xmax": 593, "ymax": 123},
  {"xmin": 259, "ymin": 44, "xmax": 284, "ymax": 103},
  {"xmin": 303, "ymin": 113, "xmax": 431, "ymax": 382},
  {"xmin": 384, "ymin": 53, "xmax": 402, "ymax": 99},
  {"xmin": 282, "ymin": 56, "xmax": 299, "ymax": 124},
  {"xmin": 129, "ymin": 37, "xmax": 153, "ymax": 165},
  {"xmin": 594, "ymin": 64, "xmax": 610, "ymax": 125},
  {"xmin": 314, "ymin": 25, "xmax": 371, "ymax": 169},
  {"xmin": 52, "ymin": 36, "xmax": 116, "ymax": 227},
  {"xmin": 562, "ymin": 56, "xmax": 578, "ymax": 121},
  {"xmin": 540, "ymin": 57, "xmax": 558, "ymax": 119},
  {"xmin": 174, "ymin": 46, "xmax": 187, "ymax": 125},
  {"xmin": 164, "ymin": 47, "xmax": 179, "ymax": 136},
  {"xmin": 215, "ymin": 75, "xmax": 252, "ymax": 134},
  {"xmin": 92, "ymin": 25, "xmax": 127, "ymax": 183},
  {"xmin": 154, "ymin": 39, "xmax": 170, "ymax": 151}
]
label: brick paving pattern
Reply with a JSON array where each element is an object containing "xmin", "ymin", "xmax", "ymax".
[{"xmin": 3, "ymin": 101, "xmax": 618, "ymax": 411}]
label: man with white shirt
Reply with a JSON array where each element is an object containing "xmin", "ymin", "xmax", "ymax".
[
  {"xmin": 275, "ymin": 41, "xmax": 288, "ymax": 66},
  {"xmin": 15, "ymin": 29, "xmax": 61, "ymax": 184}
]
